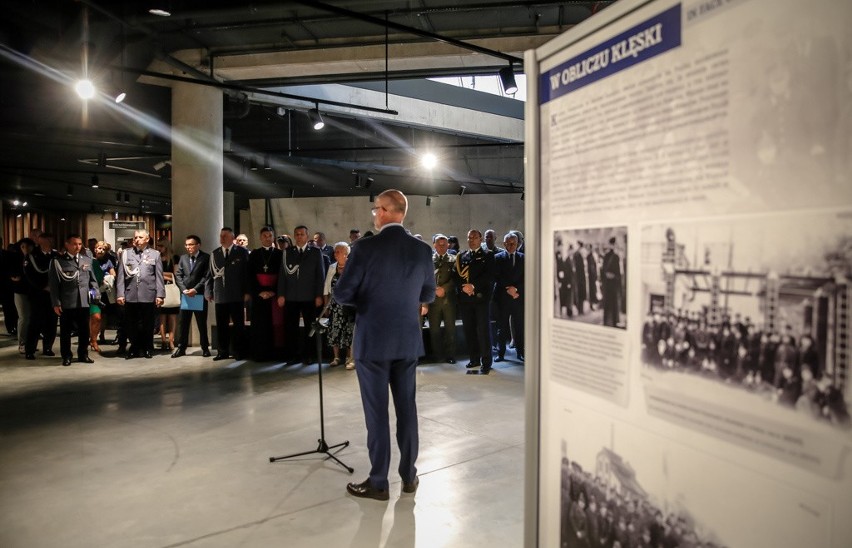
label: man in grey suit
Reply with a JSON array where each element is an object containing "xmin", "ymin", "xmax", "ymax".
[
  {"xmin": 334, "ymin": 189, "xmax": 436, "ymax": 501},
  {"xmin": 49, "ymin": 234, "xmax": 100, "ymax": 366},
  {"xmin": 172, "ymin": 234, "xmax": 211, "ymax": 358},
  {"xmin": 277, "ymin": 225, "xmax": 325, "ymax": 365},
  {"xmin": 426, "ymin": 234, "xmax": 457, "ymax": 364},
  {"xmin": 116, "ymin": 229, "xmax": 164, "ymax": 359},
  {"xmin": 205, "ymin": 227, "xmax": 250, "ymax": 361}
]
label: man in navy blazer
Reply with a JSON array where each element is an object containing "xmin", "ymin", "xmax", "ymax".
[
  {"xmin": 492, "ymin": 232, "xmax": 524, "ymax": 362},
  {"xmin": 333, "ymin": 189, "xmax": 436, "ymax": 501}
]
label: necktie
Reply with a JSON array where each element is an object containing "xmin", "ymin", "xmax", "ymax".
[
  {"xmin": 74, "ymin": 255, "xmax": 79, "ymax": 265},
  {"xmin": 190, "ymin": 255, "xmax": 195, "ymax": 272},
  {"xmin": 511, "ymin": 253, "xmax": 515, "ymax": 267},
  {"xmin": 225, "ymin": 247, "xmax": 229, "ymax": 260}
]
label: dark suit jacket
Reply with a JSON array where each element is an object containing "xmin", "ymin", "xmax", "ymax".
[
  {"xmin": 493, "ymin": 250, "xmax": 524, "ymax": 305},
  {"xmin": 205, "ymin": 245, "xmax": 250, "ymax": 303},
  {"xmin": 454, "ymin": 247, "xmax": 495, "ymax": 303},
  {"xmin": 49, "ymin": 253, "xmax": 99, "ymax": 309},
  {"xmin": 333, "ymin": 224, "xmax": 436, "ymax": 361},
  {"xmin": 175, "ymin": 250, "xmax": 211, "ymax": 294},
  {"xmin": 277, "ymin": 246, "xmax": 325, "ymax": 302}
]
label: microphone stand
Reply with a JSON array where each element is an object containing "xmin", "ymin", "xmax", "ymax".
[{"xmin": 269, "ymin": 300, "xmax": 353, "ymax": 473}]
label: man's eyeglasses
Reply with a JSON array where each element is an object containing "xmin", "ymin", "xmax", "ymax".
[{"xmin": 371, "ymin": 206, "xmax": 386, "ymax": 216}]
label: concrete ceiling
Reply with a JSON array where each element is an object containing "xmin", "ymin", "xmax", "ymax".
[{"xmin": 0, "ymin": 1, "xmax": 615, "ymax": 215}]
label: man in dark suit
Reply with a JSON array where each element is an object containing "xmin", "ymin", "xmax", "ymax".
[
  {"xmin": 116, "ymin": 229, "xmax": 164, "ymax": 359},
  {"xmin": 249, "ymin": 226, "xmax": 284, "ymax": 361},
  {"xmin": 49, "ymin": 234, "xmax": 99, "ymax": 366},
  {"xmin": 493, "ymin": 232, "xmax": 524, "ymax": 362},
  {"xmin": 601, "ymin": 237, "xmax": 623, "ymax": 328},
  {"xmin": 172, "ymin": 234, "xmax": 211, "ymax": 358},
  {"xmin": 573, "ymin": 240, "xmax": 587, "ymax": 315},
  {"xmin": 277, "ymin": 225, "xmax": 325, "ymax": 365},
  {"xmin": 334, "ymin": 189, "xmax": 435, "ymax": 501},
  {"xmin": 455, "ymin": 229, "xmax": 496, "ymax": 375},
  {"xmin": 313, "ymin": 231, "xmax": 335, "ymax": 262},
  {"xmin": 205, "ymin": 227, "xmax": 250, "ymax": 361}
]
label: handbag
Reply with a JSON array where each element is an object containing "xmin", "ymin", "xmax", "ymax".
[{"xmin": 163, "ymin": 282, "xmax": 181, "ymax": 308}]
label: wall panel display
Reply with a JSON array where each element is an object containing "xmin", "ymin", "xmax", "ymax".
[{"xmin": 527, "ymin": 0, "xmax": 852, "ymax": 546}]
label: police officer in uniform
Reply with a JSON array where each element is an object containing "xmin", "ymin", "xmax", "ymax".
[
  {"xmin": 205, "ymin": 227, "xmax": 251, "ymax": 361},
  {"xmin": 116, "ymin": 229, "xmax": 164, "ymax": 359},
  {"xmin": 24, "ymin": 233, "xmax": 59, "ymax": 359},
  {"xmin": 455, "ymin": 229, "xmax": 496, "ymax": 375},
  {"xmin": 49, "ymin": 234, "xmax": 100, "ymax": 366},
  {"xmin": 426, "ymin": 234, "xmax": 457, "ymax": 364}
]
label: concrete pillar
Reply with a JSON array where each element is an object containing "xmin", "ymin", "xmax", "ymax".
[{"xmin": 171, "ymin": 82, "xmax": 223, "ymax": 348}]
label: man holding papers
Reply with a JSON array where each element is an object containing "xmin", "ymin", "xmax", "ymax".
[{"xmin": 172, "ymin": 235, "xmax": 211, "ymax": 358}]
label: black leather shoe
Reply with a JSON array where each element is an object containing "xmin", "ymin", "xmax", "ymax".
[
  {"xmin": 402, "ymin": 477, "xmax": 419, "ymax": 495},
  {"xmin": 43, "ymin": 349, "xmax": 55, "ymax": 357},
  {"xmin": 79, "ymin": 356, "xmax": 94, "ymax": 364},
  {"xmin": 446, "ymin": 358, "xmax": 456, "ymax": 364},
  {"xmin": 494, "ymin": 356, "xmax": 505, "ymax": 363},
  {"xmin": 202, "ymin": 349, "xmax": 211, "ymax": 357},
  {"xmin": 517, "ymin": 353, "xmax": 525, "ymax": 361},
  {"xmin": 480, "ymin": 366, "xmax": 492, "ymax": 375},
  {"xmin": 125, "ymin": 351, "xmax": 137, "ymax": 360},
  {"xmin": 25, "ymin": 353, "xmax": 36, "ymax": 360},
  {"xmin": 143, "ymin": 350, "xmax": 153, "ymax": 359},
  {"xmin": 171, "ymin": 349, "xmax": 186, "ymax": 358},
  {"xmin": 346, "ymin": 479, "xmax": 389, "ymax": 501},
  {"xmin": 465, "ymin": 361, "xmax": 480, "ymax": 369},
  {"xmin": 213, "ymin": 354, "xmax": 230, "ymax": 361},
  {"xmin": 116, "ymin": 347, "xmax": 127, "ymax": 356},
  {"xmin": 62, "ymin": 358, "xmax": 72, "ymax": 366}
]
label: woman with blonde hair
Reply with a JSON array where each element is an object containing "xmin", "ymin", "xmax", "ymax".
[
  {"xmin": 323, "ymin": 242, "xmax": 356, "ymax": 369},
  {"xmin": 89, "ymin": 241, "xmax": 116, "ymax": 352}
]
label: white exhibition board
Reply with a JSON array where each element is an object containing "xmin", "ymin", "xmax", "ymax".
[{"xmin": 525, "ymin": 0, "xmax": 852, "ymax": 546}]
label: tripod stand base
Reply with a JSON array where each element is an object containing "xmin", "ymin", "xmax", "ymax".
[{"xmin": 269, "ymin": 439, "xmax": 354, "ymax": 473}]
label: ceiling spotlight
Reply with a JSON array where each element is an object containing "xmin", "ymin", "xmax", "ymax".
[
  {"xmin": 114, "ymin": 91, "xmax": 127, "ymax": 103},
  {"xmin": 91, "ymin": 175, "xmax": 99, "ymax": 188},
  {"xmin": 421, "ymin": 152, "xmax": 437, "ymax": 170},
  {"xmin": 16, "ymin": 213, "xmax": 22, "ymax": 218},
  {"xmin": 499, "ymin": 65, "xmax": 518, "ymax": 95},
  {"xmin": 365, "ymin": 177, "xmax": 374, "ymax": 189},
  {"xmin": 249, "ymin": 157, "xmax": 258, "ymax": 171},
  {"xmin": 153, "ymin": 160, "xmax": 170, "ymax": 171},
  {"xmin": 369, "ymin": 193, "xmax": 375, "ymax": 201},
  {"xmin": 22, "ymin": 201, "xmax": 27, "ymax": 207},
  {"xmin": 458, "ymin": 185, "xmax": 466, "ymax": 196},
  {"xmin": 12, "ymin": 200, "xmax": 19, "ymax": 206},
  {"xmin": 75, "ymin": 79, "xmax": 96, "ymax": 100},
  {"xmin": 263, "ymin": 154, "xmax": 271, "ymax": 170},
  {"xmin": 149, "ymin": 8, "xmax": 171, "ymax": 17},
  {"xmin": 309, "ymin": 106, "xmax": 324, "ymax": 130},
  {"xmin": 290, "ymin": 188, "xmax": 296, "ymax": 198},
  {"xmin": 67, "ymin": 185, "xmax": 74, "ymax": 196}
]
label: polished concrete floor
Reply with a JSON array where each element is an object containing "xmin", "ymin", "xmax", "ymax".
[{"xmin": 0, "ymin": 331, "xmax": 525, "ymax": 548}]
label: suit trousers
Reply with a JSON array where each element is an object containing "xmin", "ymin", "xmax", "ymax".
[
  {"xmin": 494, "ymin": 297, "xmax": 524, "ymax": 357},
  {"xmin": 177, "ymin": 304, "xmax": 209, "ymax": 350},
  {"xmin": 284, "ymin": 300, "xmax": 318, "ymax": 361},
  {"xmin": 356, "ymin": 357, "xmax": 419, "ymax": 491},
  {"xmin": 25, "ymin": 290, "xmax": 57, "ymax": 354},
  {"xmin": 59, "ymin": 306, "xmax": 90, "ymax": 359},
  {"xmin": 459, "ymin": 299, "xmax": 492, "ymax": 367},
  {"xmin": 125, "ymin": 302, "xmax": 156, "ymax": 352},
  {"xmin": 215, "ymin": 301, "xmax": 245, "ymax": 357},
  {"xmin": 426, "ymin": 297, "xmax": 456, "ymax": 359}
]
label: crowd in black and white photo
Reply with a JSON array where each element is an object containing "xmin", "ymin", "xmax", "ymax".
[
  {"xmin": 555, "ymin": 230, "xmax": 627, "ymax": 329},
  {"xmin": 561, "ymin": 455, "xmax": 721, "ymax": 548},
  {"xmin": 641, "ymin": 309, "xmax": 851, "ymax": 427}
]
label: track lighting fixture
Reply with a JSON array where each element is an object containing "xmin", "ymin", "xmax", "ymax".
[
  {"xmin": 91, "ymin": 175, "xmax": 99, "ymax": 188},
  {"xmin": 309, "ymin": 105, "xmax": 325, "ymax": 130},
  {"xmin": 365, "ymin": 177, "xmax": 374, "ymax": 189},
  {"xmin": 459, "ymin": 185, "xmax": 466, "ymax": 196},
  {"xmin": 354, "ymin": 173, "xmax": 362, "ymax": 188},
  {"xmin": 499, "ymin": 64, "xmax": 518, "ymax": 95},
  {"xmin": 67, "ymin": 185, "xmax": 74, "ymax": 197},
  {"xmin": 263, "ymin": 154, "xmax": 271, "ymax": 170}
]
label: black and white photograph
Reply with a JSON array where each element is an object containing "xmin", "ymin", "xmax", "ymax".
[
  {"xmin": 554, "ymin": 227, "xmax": 627, "ymax": 329},
  {"xmin": 555, "ymin": 408, "xmax": 829, "ymax": 548},
  {"xmin": 639, "ymin": 212, "xmax": 852, "ymax": 432}
]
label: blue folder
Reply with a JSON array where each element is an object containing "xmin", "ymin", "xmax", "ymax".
[{"xmin": 180, "ymin": 294, "xmax": 205, "ymax": 311}]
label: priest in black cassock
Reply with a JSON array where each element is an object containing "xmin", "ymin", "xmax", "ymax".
[{"xmin": 249, "ymin": 226, "xmax": 284, "ymax": 361}]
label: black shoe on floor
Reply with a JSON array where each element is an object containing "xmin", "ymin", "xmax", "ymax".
[
  {"xmin": 346, "ymin": 479, "xmax": 389, "ymax": 501},
  {"xmin": 213, "ymin": 354, "xmax": 230, "ymax": 361},
  {"xmin": 171, "ymin": 348, "xmax": 186, "ymax": 358},
  {"xmin": 202, "ymin": 349, "xmax": 211, "ymax": 357},
  {"xmin": 143, "ymin": 350, "xmax": 153, "ymax": 359},
  {"xmin": 494, "ymin": 356, "xmax": 505, "ymax": 363},
  {"xmin": 464, "ymin": 361, "xmax": 480, "ymax": 369},
  {"xmin": 25, "ymin": 353, "xmax": 35, "ymax": 360},
  {"xmin": 446, "ymin": 358, "xmax": 456, "ymax": 364},
  {"xmin": 402, "ymin": 477, "xmax": 419, "ymax": 495},
  {"xmin": 62, "ymin": 358, "xmax": 72, "ymax": 366},
  {"xmin": 43, "ymin": 349, "xmax": 55, "ymax": 357},
  {"xmin": 79, "ymin": 356, "xmax": 94, "ymax": 364}
]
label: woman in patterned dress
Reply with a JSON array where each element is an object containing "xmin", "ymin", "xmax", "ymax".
[{"xmin": 323, "ymin": 242, "xmax": 356, "ymax": 369}]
